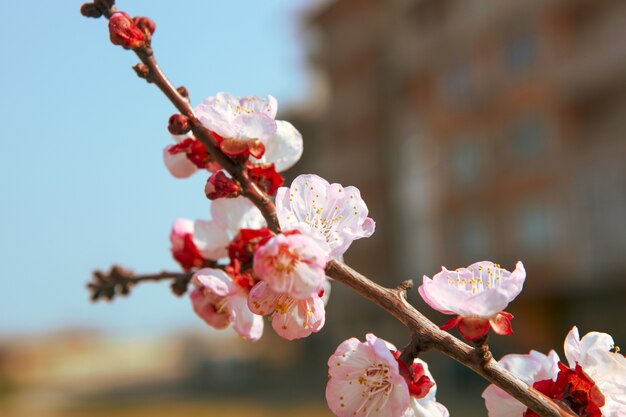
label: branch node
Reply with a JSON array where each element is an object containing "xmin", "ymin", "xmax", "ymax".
[
  {"xmin": 471, "ymin": 338, "xmax": 493, "ymax": 367},
  {"xmin": 398, "ymin": 333, "xmax": 429, "ymax": 366},
  {"xmin": 395, "ymin": 279, "xmax": 413, "ymax": 299},
  {"xmin": 133, "ymin": 63, "xmax": 152, "ymax": 82}
]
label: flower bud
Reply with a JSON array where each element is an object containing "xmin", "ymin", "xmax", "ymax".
[
  {"xmin": 108, "ymin": 12, "xmax": 145, "ymax": 49},
  {"xmin": 177, "ymin": 86, "xmax": 189, "ymax": 100},
  {"xmin": 133, "ymin": 16, "xmax": 156, "ymax": 36},
  {"xmin": 80, "ymin": 3, "xmax": 102, "ymax": 18},
  {"xmin": 132, "ymin": 63, "xmax": 150, "ymax": 80},
  {"xmin": 168, "ymin": 114, "xmax": 191, "ymax": 135},
  {"xmin": 205, "ymin": 171, "xmax": 242, "ymax": 200},
  {"xmin": 246, "ymin": 162, "xmax": 284, "ymax": 195}
]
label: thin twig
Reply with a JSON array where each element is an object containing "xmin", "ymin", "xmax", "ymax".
[{"xmin": 88, "ymin": 265, "xmax": 194, "ymax": 301}]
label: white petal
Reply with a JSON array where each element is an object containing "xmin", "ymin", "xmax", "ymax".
[
  {"xmin": 192, "ymin": 220, "xmax": 229, "ymax": 260},
  {"xmin": 163, "ymin": 146, "xmax": 198, "ymax": 178},
  {"xmin": 210, "ymin": 197, "xmax": 266, "ymax": 236},
  {"xmin": 251, "ymin": 120, "xmax": 303, "ymax": 172}
]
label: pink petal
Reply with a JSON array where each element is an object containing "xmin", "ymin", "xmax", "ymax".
[
  {"xmin": 192, "ymin": 268, "xmax": 234, "ymax": 297},
  {"xmin": 163, "ymin": 145, "xmax": 198, "ymax": 178},
  {"xmin": 192, "ymin": 220, "xmax": 230, "ymax": 260},
  {"xmin": 227, "ymin": 291, "xmax": 264, "ymax": 341}
]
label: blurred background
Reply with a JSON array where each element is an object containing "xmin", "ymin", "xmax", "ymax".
[{"xmin": 1, "ymin": 0, "xmax": 624, "ymax": 416}]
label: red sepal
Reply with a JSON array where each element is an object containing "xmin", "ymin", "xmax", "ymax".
[
  {"xmin": 246, "ymin": 162, "xmax": 284, "ymax": 195},
  {"xmin": 168, "ymin": 138, "xmax": 216, "ymax": 170},
  {"xmin": 225, "ymin": 260, "xmax": 256, "ymax": 291},
  {"xmin": 228, "ymin": 228, "xmax": 274, "ymax": 265},
  {"xmin": 441, "ymin": 316, "xmax": 491, "ymax": 341},
  {"xmin": 205, "ymin": 171, "xmax": 241, "ymax": 200},
  {"xmin": 172, "ymin": 234, "xmax": 205, "ymax": 271},
  {"xmin": 489, "ymin": 311, "xmax": 514, "ymax": 336},
  {"xmin": 392, "ymin": 350, "xmax": 435, "ymax": 399},
  {"xmin": 525, "ymin": 362, "xmax": 605, "ymax": 417}
]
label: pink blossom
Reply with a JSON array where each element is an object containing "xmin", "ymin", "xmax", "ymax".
[
  {"xmin": 247, "ymin": 281, "xmax": 325, "ymax": 340},
  {"xmin": 276, "ymin": 174, "xmax": 375, "ymax": 258},
  {"xmin": 482, "ymin": 350, "xmax": 560, "ymax": 417},
  {"xmin": 482, "ymin": 327, "xmax": 626, "ymax": 417},
  {"xmin": 563, "ymin": 327, "xmax": 626, "ymax": 416},
  {"xmin": 162, "ymin": 135, "xmax": 219, "ymax": 179},
  {"xmin": 190, "ymin": 268, "xmax": 263, "ymax": 341},
  {"xmin": 253, "ymin": 231, "xmax": 329, "ymax": 300},
  {"xmin": 169, "ymin": 218, "xmax": 205, "ymax": 271},
  {"xmin": 396, "ymin": 356, "xmax": 449, "ymax": 417},
  {"xmin": 195, "ymin": 92, "xmax": 277, "ymax": 158},
  {"xmin": 193, "ymin": 197, "xmax": 266, "ymax": 260},
  {"xmin": 418, "ymin": 261, "xmax": 525, "ymax": 341},
  {"xmin": 325, "ymin": 334, "xmax": 409, "ymax": 417}
]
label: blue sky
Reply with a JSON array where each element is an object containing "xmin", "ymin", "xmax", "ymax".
[{"xmin": 0, "ymin": 0, "xmax": 316, "ymax": 335}]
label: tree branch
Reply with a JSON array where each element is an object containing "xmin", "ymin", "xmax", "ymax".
[
  {"xmin": 82, "ymin": 3, "xmax": 576, "ymax": 416},
  {"xmin": 88, "ymin": 265, "xmax": 194, "ymax": 301}
]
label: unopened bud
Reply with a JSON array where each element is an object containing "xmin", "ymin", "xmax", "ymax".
[
  {"xmin": 95, "ymin": 0, "xmax": 115, "ymax": 10},
  {"xmin": 133, "ymin": 16, "xmax": 156, "ymax": 36},
  {"xmin": 109, "ymin": 12, "xmax": 145, "ymax": 49},
  {"xmin": 168, "ymin": 114, "xmax": 191, "ymax": 135},
  {"xmin": 177, "ymin": 86, "xmax": 189, "ymax": 100},
  {"xmin": 132, "ymin": 63, "xmax": 150, "ymax": 81},
  {"xmin": 205, "ymin": 171, "xmax": 241, "ymax": 200},
  {"xmin": 80, "ymin": 3, "xmax": 102, "ymax": 18}
]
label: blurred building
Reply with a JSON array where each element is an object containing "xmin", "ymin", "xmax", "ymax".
[{"xmin": 292, "ymin": 0, "xmax": 626, "ymax": 410}]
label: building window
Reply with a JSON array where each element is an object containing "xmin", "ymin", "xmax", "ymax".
[
  {"xmin": 442, "ymin": 62, "xmax": 470, "ymax": 101},
  {"xmin": 458, "ymin": 218, "xmax": 490, "ymax": 261},
  {"xmin": 511, "ymin": 117, "xmax": 545, "ymax": 161},
  {"xmin": 516, "ymin": 203, "xmax": 553, "ymax": 253},
  {"xmin": 505, "ymin": 32, "xmax": 536, "ymax": 73},
  {"xmin": 451, "ymin": 140, "xmax": 483, "ymax": 187}
]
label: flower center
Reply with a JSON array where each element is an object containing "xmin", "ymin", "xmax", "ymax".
[
  {"xmin": 359, "ymin": 364, "xmax": 393, "ymax": 396},
  {"xmin": 272, "ymin": 244, "xmax": 300, "ymax": 274},
  {"xmin": 445, "ymin": 264, "xmax": 506, "ymax": 294}
]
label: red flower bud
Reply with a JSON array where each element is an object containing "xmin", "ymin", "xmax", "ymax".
[
  {"xmin": 108, "ymin": 12, "xmax": 145, "ymax": 49},
  {"xmin": 205, "ymin": 171, "xmax": 241, "ymax": 200},
  {"xmin": 168, "ymin": 114, "xmax": 191, "ymax": 135},
  {"xmin": 133, "ymin": 16, "xmax": 156, "ymax": 36}
]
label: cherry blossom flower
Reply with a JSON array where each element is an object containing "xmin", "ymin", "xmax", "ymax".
[
  {"xmin": 482, "ymin": 327, "xmax": 626, "ymax": 417},
  {"xmin": 164, "ymin": 96, "xmax": 302, "ymax": 179},
  {"xmin": 195, "ymin": 92, "xmax": 277, "ymax": 158},
  {"xmin": 163, "ymin": 136, "xmax": 219, "ymax": 179},
  {"xmin": 253, "ymin": 231, "xmax": 329, "ymax": 299},
  {"xmin": 247, "ymin": 281, "xmax": 325, "ymax": 340},
  {"xmin": 482, "ymin": 350, "xmax": 560, "ymax": 417},
  {"xmin": 193, "ymin": 197, "xmax": 266, "ymax": 260},
  {"xmin": 276, "ymin": 174, "xmax": 375, "ymax": 258},
  {"xmin": 325, "ymin": 334, "xmax": 409, "ymax": 417},
  {"xmin": 190, "ymin": 268, "xmax": 263, "ymax": 341},
  {"xmin": 562, "ymin": 327, "xmax": 626, "ymax": 416},
  {"xmin": 418, "ymin": 261, "xmax": 525, "ymax": 341},
  {"xmin": 169, "ymin": 218, "xmax": 206, "ymax": 271}
]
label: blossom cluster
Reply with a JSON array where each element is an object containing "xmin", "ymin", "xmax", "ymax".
[
  {"xmin": 166, "ymin": 92, "xmax": 375, "ymax": 342},
  {"xmin": 161, "ymin": 92, "xmax": 625, "ymax": 417},
  {"xmin": 89, "ymin": 7, "xmax": 626, "ymax": 416},
  {"xmin": 482, "ymin": 327, "xmax": 626, "ymax": 417}
]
